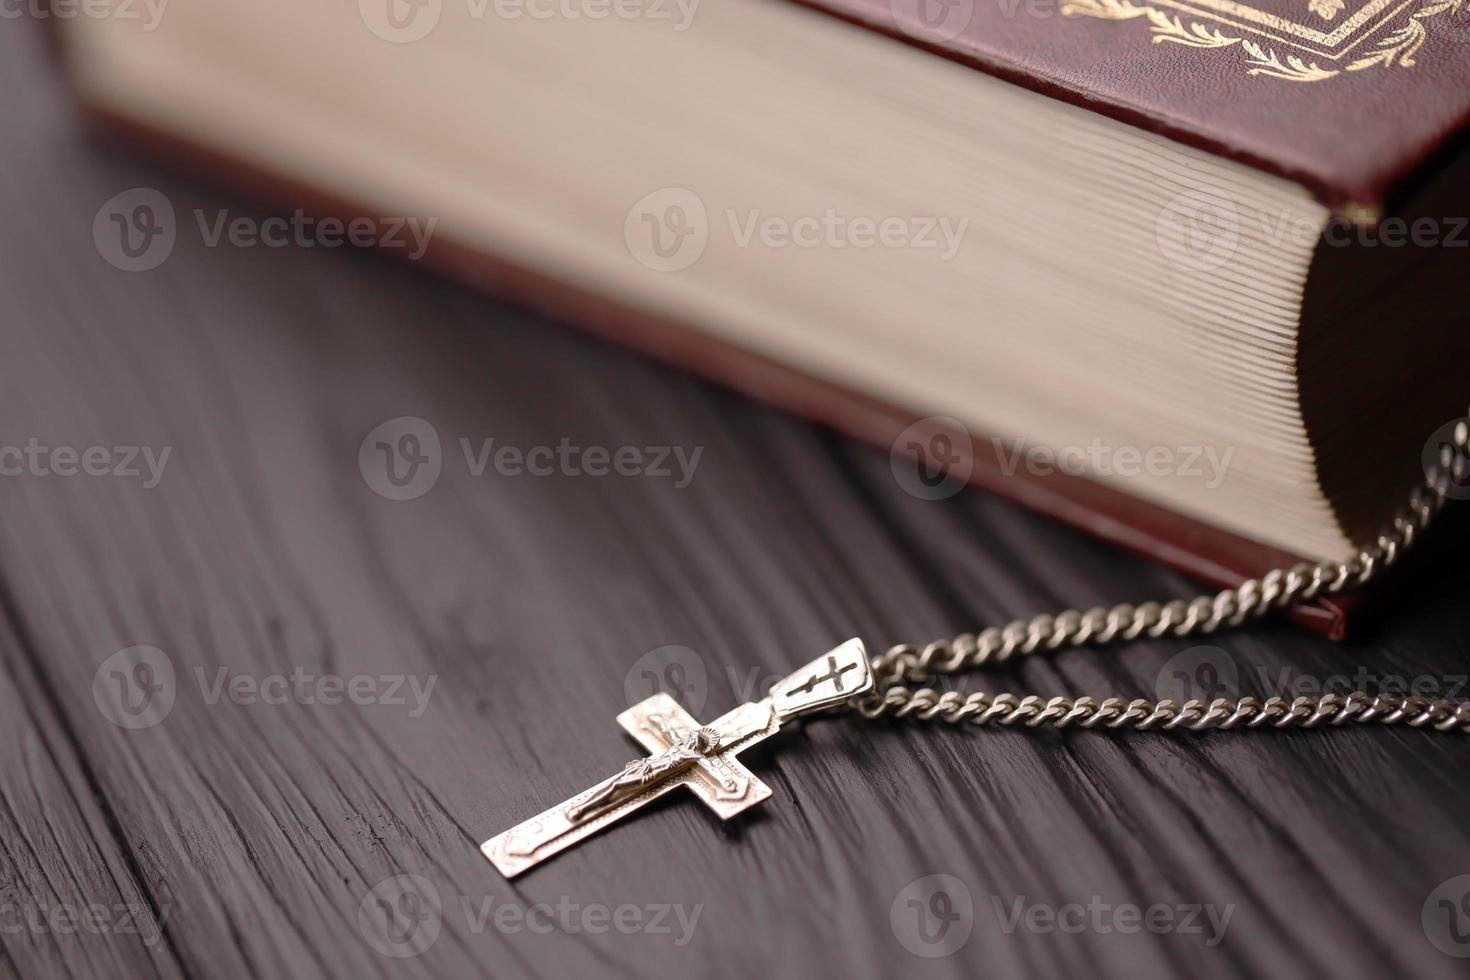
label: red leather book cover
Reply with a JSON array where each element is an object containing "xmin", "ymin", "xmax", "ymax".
[{"xmin": 798, "ymin": 0, "xmax": 1470, "ymax": 216}]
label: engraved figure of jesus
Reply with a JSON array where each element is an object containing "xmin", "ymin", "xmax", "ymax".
[{"xmin": 565, "ymin": 727, "xmax": 721, "ymax": 821}]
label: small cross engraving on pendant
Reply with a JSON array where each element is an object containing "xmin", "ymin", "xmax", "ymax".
[{"xmin": 787, "ymin": 654, "xmax": 861, "ymax": 696}]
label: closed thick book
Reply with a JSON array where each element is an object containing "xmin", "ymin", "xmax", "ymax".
[{"xmin": 48, "ymin": 0, "xmax": 1470, "ymax": 635}]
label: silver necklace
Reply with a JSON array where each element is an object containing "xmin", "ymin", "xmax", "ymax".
[{"xmin": 483, "ymin": 420, "xmax": 1470, "ymax": 878}]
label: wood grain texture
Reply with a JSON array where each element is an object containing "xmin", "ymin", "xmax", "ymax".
[{"xmin": 5, "ymin": 23, "xmax": 1470, "ymax": 980}]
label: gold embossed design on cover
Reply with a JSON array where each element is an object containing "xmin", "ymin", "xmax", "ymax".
[{"xmin": 1061, "ymin": 0, "xmax": 1464, "ymax": 81}]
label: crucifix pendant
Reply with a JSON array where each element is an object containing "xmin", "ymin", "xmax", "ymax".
[{"xmin": 482, "ymin": 639, "xmax": 872, "ymax": 878}]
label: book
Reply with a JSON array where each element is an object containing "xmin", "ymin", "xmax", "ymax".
[{"xmin": 49, "ymin": 0, "xmax": 1470, "ymax": 635}]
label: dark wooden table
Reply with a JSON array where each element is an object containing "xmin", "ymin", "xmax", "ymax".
[{"xmin": 5, "ymin": 24, "xmax": 1470, "ymax": 980}]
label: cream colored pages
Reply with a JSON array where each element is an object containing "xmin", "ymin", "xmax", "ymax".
[{"xmin": 64, "ymin": 0, "xmax": 1344, "ymax": 557}]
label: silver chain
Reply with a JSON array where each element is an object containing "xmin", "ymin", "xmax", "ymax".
[{"xmin": 853, "ymin": 418, "xmax": 1470, "ymax": 734}]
